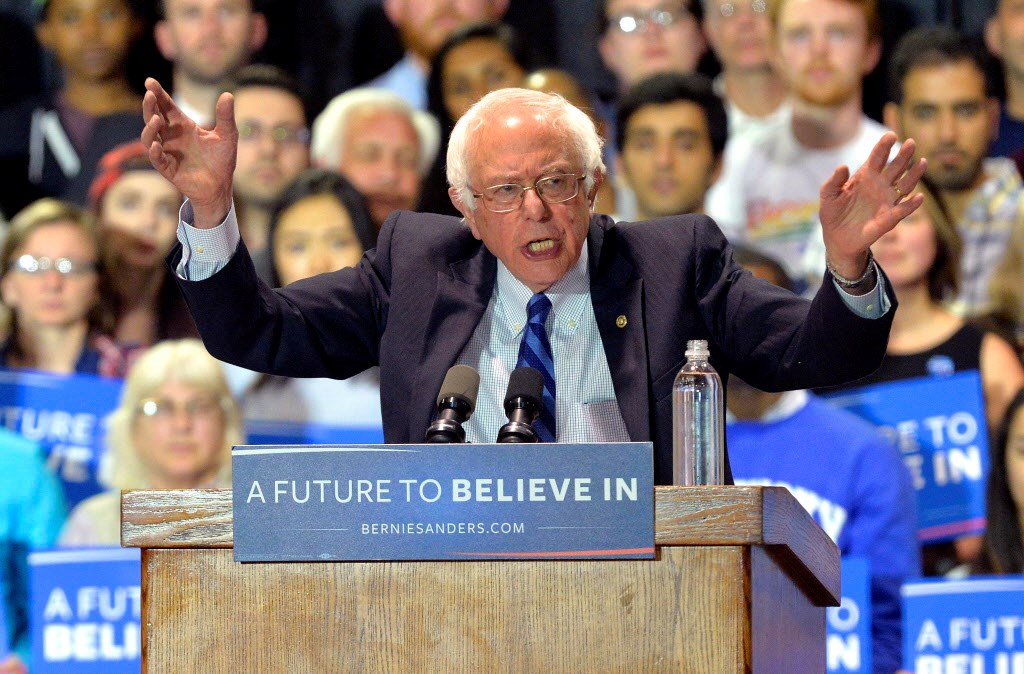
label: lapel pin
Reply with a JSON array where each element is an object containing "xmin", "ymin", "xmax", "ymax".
[{"xmin": 616, "ymin": 315, "xmax": 628, "ymax": 328}]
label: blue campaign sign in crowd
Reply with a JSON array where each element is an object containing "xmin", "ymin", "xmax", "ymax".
[
  {"xmin": 829, "ymin": 557, "xmax": 873, "ymax": 674},
  {"xmin": 902, "ymin": 577, "xmax": 1024, "ymax": 673},
  {"xmin": 29, "ymin": 547, "xmax": 141, "ymax": 673},
  {"xmin": 822, "ymin": 371, "xmax": 989, "ymax": 543},
  {"xmin": 0, "ymin": 370, "xmax": 124, "ymax": 510}
]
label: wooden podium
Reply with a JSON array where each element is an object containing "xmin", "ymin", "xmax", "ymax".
[{"xmin": 121, "ymin": 485, "xmax": 839, "ymax": 673}]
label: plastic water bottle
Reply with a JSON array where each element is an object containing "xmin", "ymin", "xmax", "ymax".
[{"xmin": 672, "ymin": 340, "xmax": 724, "ymax": 485}]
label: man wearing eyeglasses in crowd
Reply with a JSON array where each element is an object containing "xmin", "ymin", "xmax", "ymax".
[
  {"xmin": 599, "ymin": 0, "xmax": 707, "ymax": 93},
  {"xmin": 229, "ymin": 65, "xmax": 311, "ymax": 260},
  {"xmin": 702, "ymin": 0, "xmax": 790, "ymax": 141},
  {"xmin": 141, "ymin": 76, "xmax": 925, "ymax": 484}
]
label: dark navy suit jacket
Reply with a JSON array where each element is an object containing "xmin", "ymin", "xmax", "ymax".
[{"xmin": 171, "ymin": 211, "xmax": 895, "ymax": 484}]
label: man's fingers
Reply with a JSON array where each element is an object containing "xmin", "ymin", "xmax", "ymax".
[
  {"xmin": 892, "ymin": 190, "xmax": 933, "ymax": 222},
  {"xmin": 214, "ymin": 92, "xmax": 237, "ymax": 138},
  {"xmin": 896, "ymin": 157, "xmax": 928, "ymax": 195},
  {"xmin": 144, "ymin": 77, "xmax": 175, "ymax": 111},
  {"xmin": 864, "ymin": 131, "xmax": 898, "ymax": 174},
  {"xmin": 140, "ymin": 113, "xmax": 164, "ymax": 147},
  {"xmin": 881, "ymin": 137, "xmax": 917, "ymax": 184},
  {"xmin": 820, "ymin": 165, "xmax": 850, "ymax": 201}
]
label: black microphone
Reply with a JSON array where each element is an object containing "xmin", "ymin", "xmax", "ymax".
[
  {"xmin": 424, "ymin": 365, "xmax": 480, "ymax": 443},
  {"xmin": 496, "ymin": 367, "xmax": 544, "ymax": 443}
]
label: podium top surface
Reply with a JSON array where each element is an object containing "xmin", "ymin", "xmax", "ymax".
[{"xmin": 121, "ymin": 485, "xmax": 840, "ymax": 605}]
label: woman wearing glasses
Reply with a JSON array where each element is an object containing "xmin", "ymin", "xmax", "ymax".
[
  {"xmin": 90, "ymin": 141, "xmax": 198, "ymax": 347},
  {"xmin": 0, "ymin": 198, "xmax": 132, "ymax": 376},
  {"xmin": 60, "ymin": 339, "xmax": 244, "ymax": 545}
]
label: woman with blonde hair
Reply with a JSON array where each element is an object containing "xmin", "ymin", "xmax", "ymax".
[
  {"xmin": 0, "ymin": 198, "xmax": 132, "ymax": 376},
  {"xmin": 985, "ymin": 221, "xmax": 1024, "ymax": 355},
  {"xmin": 59, "ymin": 339, "xmax": 244, "ymax": 545}
]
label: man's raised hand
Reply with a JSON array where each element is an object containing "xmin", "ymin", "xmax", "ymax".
[
  {"xmin": 818, "ymin": 131, "xmax": 927, "ymax": 279},
  {"xmin": 141, "ymin": 78, "xmax": 238, "ymax": 228}
]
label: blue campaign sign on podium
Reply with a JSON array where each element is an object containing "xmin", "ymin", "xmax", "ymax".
[
  {"xmin": 902, "ymin": 577, "xmax": 1024, "ymax": 672},
  {"xmin": 28, "ymin": 547, "xmax": 141, "ymax": 673},
  {"xmin": 0, "ymin": 370, "xmax": 123, "ymax": 509},
  {"xmin": 821, "ymin": 371, "xmax": 988, "ymax": 542},
  {"xmin": 232, "ymin": 442, "xmax": 655, "ymax": 562}
]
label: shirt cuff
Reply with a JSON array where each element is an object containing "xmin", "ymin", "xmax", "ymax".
[
  {"xmin": 834, "ymin": 262, "xmax": 890, "ymax": 319},
  {"xmin": 174, "ymin": 198, "xmax": 240, "ymax": 281}
]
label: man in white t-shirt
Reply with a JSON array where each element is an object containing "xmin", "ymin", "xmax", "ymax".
[{"xmin": 706, "ymin": 0, "xmax": 889, "ymax": 290}]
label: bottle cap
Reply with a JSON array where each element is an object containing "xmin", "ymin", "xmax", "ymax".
[{"xmin": 685, "ymin": 339, "xmax": 710, "ymax": 359}]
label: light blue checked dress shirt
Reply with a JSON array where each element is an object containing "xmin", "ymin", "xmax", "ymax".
[{"xmin": 456, "ymin": 247, "xmax": 630, "ymax": 445}]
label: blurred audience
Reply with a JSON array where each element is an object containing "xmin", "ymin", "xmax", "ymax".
[
  {"xmin": 311, "ymin": 88, "xmax": 439, "ymax": 230},
  {"xmin": 0, "ymin": 428, "xmax": 66, "ymax": 673},
  {"xmin": 884, "ymin": 26, "xmax": 1021, "ymax": 317},
  {"xmin": 599, "ymin": 0, "xmax": 707, "ymax": 94},
  {"xmin": 706, "ymin": 0, "xmax": 887, "ymax": 291},
  {"xmin": 223, "ymin": 169, "xmax": 383, "ymax": 438},
  {"xmin": 369, "ymin": 0, "xmax": 509, "ymax": 109},
  {"xmin": 0, "ymin": 198, "xmax": 132, "ymax": 376},
  {"xmin": 27, "ymin": 0, "xmax": 144, "ymax": 204},
  {"xmin": 819, "ymin": 181, "xmax": 1024, "ymax": 575},
  {"xmin": 59, "ymin": 338, "xmax": 243, "ymax": 545},
  {"xmin": 229, "ymin": 65, "xmax": 311, "ymax": 258},
  {"xmin": 984, "ymin": 214, "xmax": 1024, "ymax": 354},
  {"xmin": 89, "ymin": 141, "xmax": 196, "ymax": 346},
  {"xmin": 978, "ymin": 388, "xmax": 1024, "ymax": 574},
  {"xmin": 616, "ymin": 72, "xmax": 726, "ymax": 219},
  {"xmin": 985, "ymin": 0, "xmax": 1024, "ymax": 157},
  {"xmin": 265, "ymin": 169, "xmax": 376, "ymax": 288},
  {"xmin": 154, "ymin": 0, "xmax": 266, "ymax": 126},
  {"xmin": 421, "ymin": 22, "xmax": 538, "ymax": 217},
  {"xmin": 702, "ymin": 0, "xmax": 791, "ymax": 140}
]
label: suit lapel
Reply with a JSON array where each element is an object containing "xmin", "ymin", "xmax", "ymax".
[
  {"xmin": 408, "ymin": 247, "xmax": 496, "ymax": 441},
  {"xmin": 588, "ymin": 219, "xmax": 651, "ymax": 442}
]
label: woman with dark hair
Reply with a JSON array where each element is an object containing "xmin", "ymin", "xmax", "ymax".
[
  {"xmin": 419, "ymin": 22, "xmax": 540, "ymax": 217},
  {"xmin": 979, "ymin": 388, "xmax": 1024, "ymax": 574},
  {"xmin": 91, "ymin": 141, "xmax": 196, "ymax": 346},
  {"xmin": 222, "ymin": 168, "xmax": 383, "ymax": 439},
  {"xmin": 264, "ymin": 168, "xmax": 377, "ymax": 288}
]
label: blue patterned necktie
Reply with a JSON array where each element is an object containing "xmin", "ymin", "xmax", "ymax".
[{"xmin": 516, "ymin": 293, "xmax": 556, "ymax": 441}]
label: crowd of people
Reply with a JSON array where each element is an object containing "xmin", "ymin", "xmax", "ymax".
[{"xmin": 0, "ymin": 0, "xmax": 1023, "ymax": 672}]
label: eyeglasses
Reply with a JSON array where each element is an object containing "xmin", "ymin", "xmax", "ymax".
[
  {"xmin": 237, "ymin": 121, "xmax": 311, "ymax": 146},
  {"xmin": 137, "ymin": 396, "xmax": 222, "ymax": 421},
  {"xmin": 609, "ymin": 5, "xmax": 691, "ymax": 34},
  {"xmin": 718, "ymin": 0, "xmax": 767, "ymax": 18},
  {"xmin": 472, "ymin": 174, "xmax": 587, "ymax": 213},
  {"xmin": 9, "ymin": 254, "xmax": 96, "ymax": 276}
]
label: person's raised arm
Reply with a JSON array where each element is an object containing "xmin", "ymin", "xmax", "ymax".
[
  {"xmin": 140, "ymin": 77, "xmax": 237, "ymax": 229},
  {"xmin": 818, "ymin": 132, "xmax": 927, "ymax": 294}
]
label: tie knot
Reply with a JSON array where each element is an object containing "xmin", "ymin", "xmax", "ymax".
[{"xmin": 527, "ymin": 293, "xmax": 552, "ymax": 325}]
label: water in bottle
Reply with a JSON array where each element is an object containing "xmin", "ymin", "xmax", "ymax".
[{"xmin": 672, "ymin": 339, "xmax": 724, "ymax": 485}]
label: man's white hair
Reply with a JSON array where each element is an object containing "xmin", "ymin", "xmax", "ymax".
[
  {"xmin": 311, "ymin": 88, "xmax": 441, "ymax": 176},
  {"xmin": 447, "ymin": 88, "xmax": 606, "ymax": 210}
]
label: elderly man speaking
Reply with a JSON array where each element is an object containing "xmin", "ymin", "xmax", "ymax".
[{"xmin": 141, "ymin": 77, "xmax": 924, "ymax": 484}]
